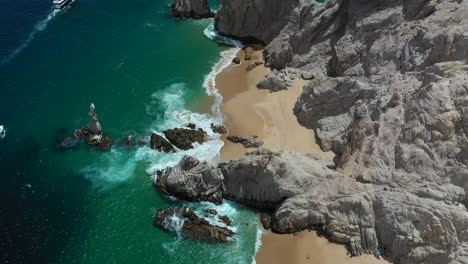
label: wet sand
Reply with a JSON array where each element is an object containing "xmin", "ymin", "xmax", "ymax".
[{"xmin": 215, "ymin": 49, "xmax": 389, "ymax": 264}]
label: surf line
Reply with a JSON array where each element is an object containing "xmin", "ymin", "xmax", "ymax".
[{"xmin": 0, "ymin": 9, "xmax": 59, "ymax": 66}]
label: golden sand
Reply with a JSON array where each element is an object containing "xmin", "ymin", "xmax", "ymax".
[{"xmin": 215, "ymin": 49, "xmax": 389, "ymax": 264}]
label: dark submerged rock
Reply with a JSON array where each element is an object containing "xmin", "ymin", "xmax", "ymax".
[
  {"xmin": 153, "ymin": 207, "xmax": 235, "ymax": 243},
  {"xmin": 218, "ymin": 215, "xmax": 232, "ymax": 226}
]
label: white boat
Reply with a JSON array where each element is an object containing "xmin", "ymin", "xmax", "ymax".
[
  {"xmin": 53, "ymin": 0, "xmax": 74, "ymax": 10},
  {"xmin": 0, "ymin": 125, "xmax": 5, "ymax": 139}
]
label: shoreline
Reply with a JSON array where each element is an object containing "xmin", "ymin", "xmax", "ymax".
[{"xmin": 213, "ymin": 48, "xmax": 389, "ymax": 264}]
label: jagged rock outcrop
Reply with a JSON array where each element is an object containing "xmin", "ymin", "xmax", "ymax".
[
  {"xmin": 156, "ymin": 155, "xmax": 225, "ymax": 204},
  {"xmin": 184, "ymin": 0, "xmax": 468, "ymax": 262},
  {"xmin": 214, "ymin": 0, "xmax": 299, "ymax": 44},
  {"xmin": 58, "ymin": 104, "xmax": 112, "ymax": 150},
  {"xmin": 226, "ymin": 136, "xmax": 263, "ymax": 148},
  {"xmin": 150, "ymin": 133, "xmax": 175, "ymax": 153},
  {"xmin": 170, "ymin": 0, "xmax": 214, "ymax": 19},
  {"xmin": 163, "ymin": 128, "xmax": 207, "ymax": 150},
  {"xmin": 88, "ymin": 103, "xmax": 102, "ymax": 135},
  {"xmin": 158, "ymin": 149, "xmax": 468, "ymax": 263},
  {"xmin": 153, "ymin": 207, "xmax": 235, "ymax": 243}
]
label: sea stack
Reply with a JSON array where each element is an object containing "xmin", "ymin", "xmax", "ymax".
[
  {"xmin": 78, "ymin": 103, "xmax": 112, "ymax": 150},
  {"xmin": 170, "ymin": 0, "xmax": 214, "ymax": 19},
  {"xmin": 88, "ymin": 103, "xmax": 102, "ymax": 135}
]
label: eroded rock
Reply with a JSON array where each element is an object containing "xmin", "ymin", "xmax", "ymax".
[
  {"xmin": 227, "ymin": 136, "xmax": 263, "ymax": 148},
  {"xmin": 150, "ymin": 133, "xmax": 175, "ymax": 153},
  {"xmin": 163, "ymin": 128, "xmax": 207, "ymax": 150},
  {"xmin": 170, "ymin": 0, "xmax": 214, "ymax": 19},
  {"xmin": 153, "ymin": 207, "xmax": 235, "ymax": 243},
  {"xmin": 156, "ymin": 155, "xmax": 225, "ymax": 204}
]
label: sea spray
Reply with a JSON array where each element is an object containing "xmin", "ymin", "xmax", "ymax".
[{"xmin": 1, "ymin": 10, "xmax": 59, "ymax": 66}]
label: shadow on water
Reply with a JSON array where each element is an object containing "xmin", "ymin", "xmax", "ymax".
[{"xmin": 0, "ymin": 136, "xmax": 92, "ymax": 263}]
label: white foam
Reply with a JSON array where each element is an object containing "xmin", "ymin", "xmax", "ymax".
[
  {"xmin": 203, "ymin": 23, "xmax": 243, "ymax": 48},
  {"xmin": 0, "ymin": 125, "xmax": 5, "ymax": 139},
  {"xmin": 81, "ymin": 149, "xmax": 138, "ymax": 191},
  {"xmin": 1, "ymin": 10, "xmax": 59, "ymax": 66},
  {"xmin": 202, "ymin": 48, "xmax": 240, "ymax": 119},
  {"xmin": 251, "ymin": 227, "xmax": 264, "ymax": 264}
]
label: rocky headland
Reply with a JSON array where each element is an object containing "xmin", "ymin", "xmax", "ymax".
[{"xmin": 155, "ymin": 0, "xmax": 468, "ymax": 263}]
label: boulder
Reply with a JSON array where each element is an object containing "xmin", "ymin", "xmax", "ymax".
[
  {"xmin": 226, "ymin": 136, "xmax": 263, "ymax": 148},
  {"xmin": 150, "ymin": 133, "xmax": 175, "ymax": 153},
  {"xmin": 211, "ymin": 123, "xmax": 227, "ymax": 134},
  {"xmin": 301, "ymin": 72, "xmax": 314, "ymax": 80},
  {"xmin": 246, "ymin": 60, "xmax": 264, "ymax": 72},
  {"xmin": 260, "ymin": 214, "xmax": 271, "ymax": 230},
  {"xmin": 163, "ymin": 128, "xmax": 207, "ymax": 150},
  {"xmin": 153, "ymin": 207, "xmax": 235, "ymax": 243},
  {"xmin": 232, "ymin": 57, "xmax": 241, "ymax": 64},
  {"xmin": 170, "ymin": 0, "xmax": 214, "ymax": 19},
  {"xmin": 156, "ymin": 155, "xmax": 225, "ymax": 204}
]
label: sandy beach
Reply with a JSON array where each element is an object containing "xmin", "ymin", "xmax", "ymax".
[{"xmin": 215, "ymin": 49, "xmax": 389, "ymax": 264}]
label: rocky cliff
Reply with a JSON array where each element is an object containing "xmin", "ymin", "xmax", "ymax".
[
  {"xmin": 170, "ymin": 0, "xmax": 214, "ymax": 19},
  {"xmin": 157, "ymin": 1, "xmax": 468, "ymax": 263}
]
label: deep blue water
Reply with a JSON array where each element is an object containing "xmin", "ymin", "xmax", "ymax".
[{"xmin": 0, "ymin": 0, "xmax": 259, "ymax": 263}]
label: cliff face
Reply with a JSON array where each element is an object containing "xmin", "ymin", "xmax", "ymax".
[
  {"xmin": 156, "ymin": 1, "xmax": 468, "ymax": 263},
  {"xmin": 214, "ymin": 0, "xmax": 300, "ymax": 44}
]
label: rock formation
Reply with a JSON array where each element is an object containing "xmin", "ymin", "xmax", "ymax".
[
  {"xmin": 227, "ymin": 136, "xmax": 263, "ymax": 148},
  {"xmin": 79, "ymin": 103, "xmax": 112, "ymax": 150},
  {"xmin": 170, "ymin": 0, "xmax": 214, "ymax": 19},
  {"xmin": 58, "ymin": 104, "xmax": 112, "ymax": 150},
  {"xmin": 215, "ymin": 0, "xmax": 299, "ymax": 44},
  {"xmin": 156, "ymin": 155, "xmax": 225, "ymax": 204},
  {"xmin": 153, "ymin": 207, "xmax": 235, "ymax": 243},
  {"xmin": 88, "ymin": 103, "xmax": 102, "ymax": 135},
  {"xmin": 153, "ymin": 0, "xmax": 468, "ymax": 263},
  {"xmin": 211, "ymin": 123, "xmax": 228, "ymax": 134},
  {"xmin": 150, "ymin": 133, "xmax": 175, "ymax": 153},
  {"xmin": 163, "ymin": 128, "xmax": 207, "ymax": 150},
  {"xmin": 157, "ymin": 148, "xmax": 468, "ymax": 263}
]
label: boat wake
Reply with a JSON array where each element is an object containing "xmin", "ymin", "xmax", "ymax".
[{"xmin": 0, "ymin": 10, "xmax": 59, "ymax": 66}]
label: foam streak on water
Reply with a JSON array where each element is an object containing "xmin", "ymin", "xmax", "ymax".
[{"xmin": 1, "ymin": 10, "xmax": 59, "ymax": 66}]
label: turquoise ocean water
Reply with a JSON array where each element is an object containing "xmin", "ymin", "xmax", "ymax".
[{"xmin": 0, "ymin": 0, "xmax": 260, "ymax": 263}]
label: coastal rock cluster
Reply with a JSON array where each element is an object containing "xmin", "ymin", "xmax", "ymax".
[
  {"xmin": 57, "ymin": 103, "xmax": 112, "ymax": 151},
  {"xmin": 153, "ymin": 207, "xmax": 235, "ymax": 243},
  {"xmin": 170, "ymin": 0, "xmax": 214, "ymax": 19},
  {"xmin": 154, "ymin": 0, "xmax": 468, "ymax": 263}
]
